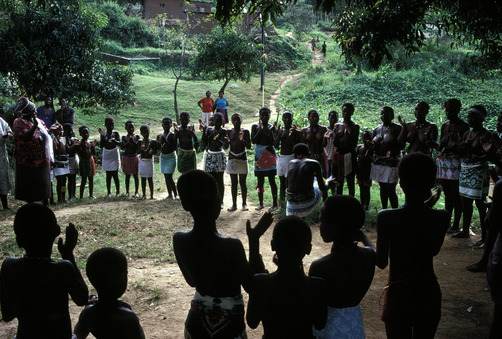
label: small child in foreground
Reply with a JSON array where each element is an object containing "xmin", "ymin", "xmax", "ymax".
[
  {"xmin": 246, "ymin": 216, "xmax": 328, "ymax": 338},
  {"xmin": 309, "ymin": 195, "xmax": 376, "ymax": 338},
  {"xmin": 0, "ymin": 203, "xmax": 88, "ymax": 339},
  {"xmin": 74, "ymin": 247, "xmax": 145, "ymax": 339},
  {"xmin": 376, "ymin": 153, "xmax": 449, "ymax": 338}
]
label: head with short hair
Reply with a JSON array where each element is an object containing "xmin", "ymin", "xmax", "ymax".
[
  {"xmin": 63, "ymin": 123, "xmax": 73, "ymax": 135},
  {"xmin": 140, "ymin": 125, "xmax": 150, "ymax": 134},
  {"xmin": 293, "ymin": 143, "xmax": 310, "ymax": 158},
  {"xmin": 415, "ymin": 101, "xmax": 430, "ymax": 120},
  {"xmin": 342, "ymin": 103, "xmax": 354, "ymax": 113},
  {"xmin": 213, "ymin": 113, "xmax": 223, "ymax": 127},
  {"xmin": 399, "ymin": 153, "xmax": 436, "ymax": 199},
  {"xmin": 380, "ymin": 106, "xmax": 394, "ymax": 124},
  {"xmin": 445, "ymin": 98, "xmax": 461, "ymax": 119},
  {"xmin": 272, "ymin": 216, "xmax": 312, "ymax": 264},
  {"xmin": 361, "ymin": 130, "xmax": 372, "ymax": 141},
  {"xmin": 320, "ymin": 195, "xmax": 365, "ymax": 243},
  {"xmin": 180, "ymin": 112, "xmax": 190, "ymax": 126},
  {"xmin": 178, "ymin": 170, "xmax": 221, "ymax": 221},
  {"xmin": 86, "ymin": 247, "xmax": 128, "ymax": 300},
  {"xmin": 231, "ymin": 113, "xmax": 242, "ymax": 126},
  {"xmin": 104, "ymin": 117, "xmax": 114, "ymax": 127},
  {"xmin": 14, "ymin": 203, "xmax": 60, "ymax": 254},
  {"xmin": 79, "ymin": 125, "xmax": 89, "ymax": 137}
]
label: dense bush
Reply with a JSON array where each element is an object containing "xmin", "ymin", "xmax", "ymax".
[
  {"xmin": 265, "ymin": 35, "xmax": 311, "ymax": 72},
  {"xmin": 92, "ymin": 1, "xmax": 157, "ymax": 48}
]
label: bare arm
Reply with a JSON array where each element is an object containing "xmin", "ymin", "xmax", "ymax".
[
  {"xmin": 375, "ymin": 211, "xmax": 390, "ymax": 269},
  {"xmin": 58, "ymin": 223, "xmax": 89, "ymax": 306}
]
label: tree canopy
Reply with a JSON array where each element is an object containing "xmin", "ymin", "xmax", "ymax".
[
  {"xmin": 0, "ymin": 0, "xmax": 134, "ymax": 113},
  {"xmin": 214, "ymin": 0, "xmax": 502, "ymax": 69},
  {"xmin": 190, "ymin": 28, "xmax": 261, "ymax": 92}
]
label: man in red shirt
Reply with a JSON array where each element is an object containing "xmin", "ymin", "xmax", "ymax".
[{"xmin": 198, "ymin": 91, "xmax": 215, "ymax": 126}]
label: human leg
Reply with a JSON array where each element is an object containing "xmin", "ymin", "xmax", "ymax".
[
  {"xmin": 268, "ymin": 174, "xmax": 278, "ymax": 208},
  {"xmin": 56, "ymin": 175, "xmax": 67, "ymax": 203},
  {"xmin": 256, "ymin": 176, "xmax": 265, "ymax": 210},
  {"xmin": 80, "ymin": 175, "xmax": 87, "ymax": 199},
  {"xmin": 454, "ymin": 196, "xmax": 473, "ymax": 238},
  {"xmin": 387, "ymin": 183, "xmax": 398, "ymax": 208},
  {"xmin": 228, "ymin": 174, "xmax": 238, "ymax": 211},
  {"xmin": 133, "ymin": 174, "xmax": 139, "ymax": 196},
  {"xmin": 125, "ymin": 174, "xmax": 131, "ymax": 196},
  {"xmin": 141, "ymin": 177, "xmax": 147, "ymax": 199},
  {"xmin": 279, "ymin": 175, "xmax": 286, "ymax": 201},
  {"xmin": 89, "ymin": 176, "xmax": 94, "ymax": 198},
  {"xmin": 475, "ymin": 198, "xmax": 487, "ymax": 244},
  {"xmin": 379, "ymin": 182, "xmax": 388, "ymax": 209},
  {"xmin": 112, "ymin": 170, "xmax": 120, "ymax": 195},
  {"xmin": 148, "ymin": 177, "xmax": 154, "ymax": 199},
  {"xmin": 490, "ymin": 303, "xmax": 502, "ymax": 339},
  {"xmin": 1, "ymin": 194, "xmax": 8, "ymax": 209},
  {"xmin": 347, "ymin": 172, "xmax": 356, "ymax": 197},
  {"xmin": 239, "ymin": 174, "xmax": 248, "ymax": 210},
  {"xmin": 106, "ymin": 171, "xmax": 112, "ymax": 195},
  {"xmin": 384, "ymin": 322, "xmax": 412, "ymax": 339},
  {"xmin": 360, "ymin": 184, "xmax": 370, "ymax": 210}
]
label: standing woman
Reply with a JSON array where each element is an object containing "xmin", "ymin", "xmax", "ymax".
[
  {"xmin": 451, "ymin": 105, "xmax": 491, "ymax": 243},
  {"xmin": 13, "ymin": 97, "xmax": 53, "ymax": 203},
  {"xmin": 213, "ymin": 90, "xmax": 229, "ymax": 125},
  {"xmin": 0, "ymin": 115, "xmax": 13, "ymax": 209},
  {"xmin": 370, "ymin": 106, "xmax": 403, "ymax": 209}
]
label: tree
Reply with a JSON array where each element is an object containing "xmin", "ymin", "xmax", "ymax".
[
  {"xmin": 213, "ymin": 0, "xmax": 502, "ymax": 69},
  {"xmin": 190, "ymin": 27, "xmax": 261, "ymax": 92},
  {"xmin": 0, "ymin": 0, "xmax": 134, "ymax": 113},
  {"xmin": 154, "ymin": 11, "xmax": 204, "ymax": 124}
]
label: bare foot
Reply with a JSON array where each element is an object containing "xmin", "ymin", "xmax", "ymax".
[
  {"xmin": 165, "ymin": 195, "xmax": 173, "ymax": 200},
  {"xmin": 446, "ymin": 226, "xmax": 459, "ymax": 234},
  {"xmin": 269, "ymin": 205, "xmax": 278, "ymax": 211},
  {"xmin": 255, "ymin": 204, "xmax": 264, "ymax": 211},
  {"xmin": 474, "ymin": 238, "xmax": 485, "ymax": 247},
  {"xmin": 141, "ymin": 195, "xmax": 146, "ymax": 200},
  {"xmin": 134, "ymin": 193, "xmax": 139, "ymax": 198},
  {"xmin": 227, "ymin": 205, "xmax": 237, "ymax": 212},
  {"xmin": 466, "ymin": 261, "xmax": 487, "ymax": 272},
  {"xmin": 451, "ymin": 231, "xmax": 469, "ymax": 238},
  {"xmin": 242, "ymin": 204, "xmax": 248, "ymax": 211},
  {"xmin": 126, "ymin": 193, "xmax": 130, "ymax": 197},
  {"xmin": 89, "ymin": 195, "xmax": 96, "ymax": 199},
  {"xmin": 150, "ymin": 196, "xmax": 156, "ymax": 200}
]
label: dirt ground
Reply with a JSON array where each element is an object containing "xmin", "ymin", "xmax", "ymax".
[
  {"xmin": 0, "ymin": 182, "xmax": 494, "ymax": 338},
  {"xmin": 0, "ymin": 49, "xmax": 494, "ymax": 339}
]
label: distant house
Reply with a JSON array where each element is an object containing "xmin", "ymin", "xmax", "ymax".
[{"xmin": 143, "ymin": 0, "xmax": 215, "ymax": 33}]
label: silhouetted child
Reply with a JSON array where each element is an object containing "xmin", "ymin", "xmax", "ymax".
[
  {"xmin": 356, "ymin": 130, "xmax": 374, "ymax": 210},
  {"xmin": 173, "ymin": 170, "xmax": 272, "ymax": 338},
  {"xmin": 64, "ymin": 123, "xmax": 79, "ymax": 200},
  {"xmin": 225, "ymin": 113, "xmax": 251, "ymax": 211},
  {"xmin": 157, "ymin": 117, "xmax": 178, "ymax": 199},
  {"xmin": 121, "ymin": 121, "xmax": 140, "ymax": 197},
  {"xmin": 376, "ymin": 153, "xmax": 449, "ymax": 338},
  {"xmin": 0, "ymin": 203, "xmax": 88, "ymax": 338},
  {"xmin": 99, "ymin": 117, "xmax": 121, "ymax": 197},
  {"xmin": 74, "ymin": 248, "xmax": 145, "ymax": 339},
  {"xmin": 309, "ymin": 195, "xmax": 376, "ymax": 338},
  {"xmin": 69, "ymin": 126, "xmax": 97, "ymax": 199},
  {"xmin": 247, "ymin": 216, "xmax": 328, "ymax": 338},
  {"xmin": 174, "ymin": 112, "xmax": 199, "ymax": 173},
  {"xmin": 201, "ymin": 112, "xmax": 227, "ymax": 207},
  {"xmin": 137, "ymin": 125, "xmax": 157, "ymax": 200}
]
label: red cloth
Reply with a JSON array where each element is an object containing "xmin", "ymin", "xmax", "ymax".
[
  {"xmin": 13, "ymin": 118, "xmax": 48, "ymax": 167},
  {"xmin": 198, "ymin": 97, "xmax": 214, "ymax": 112}
]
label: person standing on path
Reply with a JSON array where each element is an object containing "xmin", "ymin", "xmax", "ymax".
[{"xmin": 198, "ymin": 90, "xmax": 214, "ymax": 127}]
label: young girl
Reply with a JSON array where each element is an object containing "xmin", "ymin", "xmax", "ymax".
[{"xmin": 138, "ymin": 125, "xmax": 157, "ymax": 200}]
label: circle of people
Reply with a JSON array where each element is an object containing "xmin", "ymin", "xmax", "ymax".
[{"xmin": 2, "ymin": 95, "xmax": 502, "ymax": 338}]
